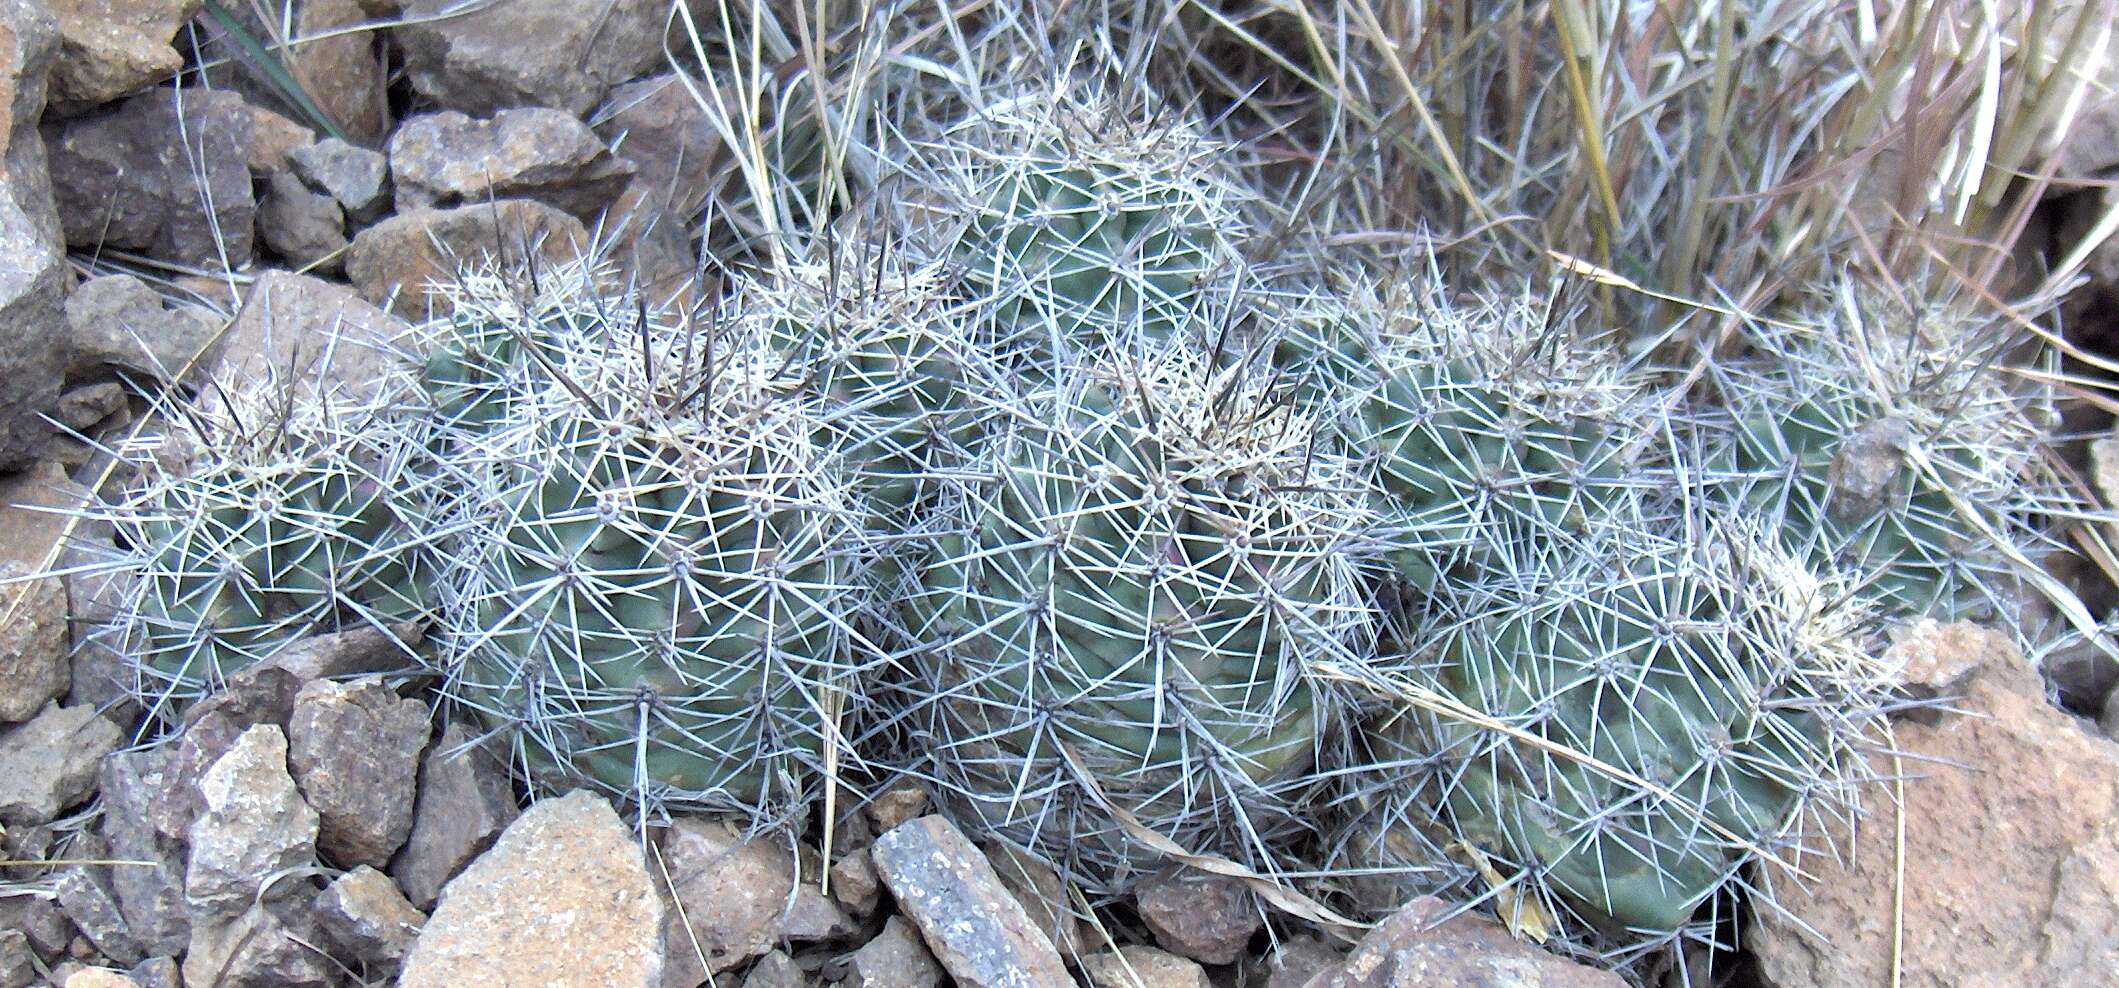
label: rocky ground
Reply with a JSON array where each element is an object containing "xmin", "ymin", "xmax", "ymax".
[{"xmin": 3, "ymin": 2, "xmax": 2119, "ymax": 987}]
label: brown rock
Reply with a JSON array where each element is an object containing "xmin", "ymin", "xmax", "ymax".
[
  {"xmin": 210, "ymin": 269, "xmax": 413, "ymax": 402},
  {"xmin": 0, "ymin": 702, "xmax": 121, "ymax": 826},
  {"xmin": 1302, "ymin": 896, "xmax": 1624, "ymax": 988},
  {"xmin": 288, "ymin": 138, "xmax": 389, "ymax": 222},
  {"xmin": 0, "ymin": 931, "xmax": 30, "ymax": 988},
  {"xmin": 868, "ymin": 815, "xmax": 1070, "ymax": 988},
  {"xmin": 62, "ymin": 273, "xmax": 220, "ymax": 382},
  {"xmin": 179, "ymin": 904, "xmax": 335, "ymax": 988},
  {"xmin": 388, "ymin": 720, "xmax": 519, "ymax": 910},
  {"xmin": 592, "ymin": 74, "xmax": 718, "ymax": 216},
  {"xmin": 313, "ymin": 865, "xmax": 425, "ymax": 976},
  {"xmin": 183, "ymin": 725, "xmax": 320, "ymax": 922},
  {"xmin": 1134, "ymin": 866, "xmax": 1260, "ymax": 966},
  {"xmin": 1748, "ymin": 622, "xmax": 2119, "ymax": 988},
  {"xmin": 344, "ymin": 200, "xmax": 589, "ymax": 318},
  {"xmin": 44, "ymin": 1, "xmax": 197, "ymax": 114},
  {"xmin": 0, "ymin": 561, "xmax": 69, "ymax": 723},
  {"xmin": 828, "ymin": 848, "xmax": 882, "ymax": 919},
  {"xmin": 389, "ymin": 107, "xmax": 634, "ymax": 219},
  {"xmin": 285, "ymin": 677, "xmax": 430, "ymax": 868},
  {"xmin": 397, "ymin": 790, "xmax": 664, "ymax": 988},
  {"xmin": 655, "ymin": 816, "xmax": 853, "ymax": 984},
  {"xmin": 981, "ymin": 839, "xmax": 1088, "ymax": 960},
  {"xmin": 740, "ymin": 950, "xmax": 809, "ymax": 988},
  {"xmin": 255, "ymin": 171, "xmax": 348, "ymax": 271},
  {"xmin": 239, "ymin": 103, "xmax": 315, "ymax": 175},
  {"xmin": 843, "ymin": 916, "xmax": 943, "ymax": 988},
  {"xmin": 0, "ymin": 0, "xmax": 70, "ymax": 470},
  {"xmin": 1260, "ymin": 935, "xmax": 1344, "ymax": 988},
  {"xmin": 122, "ymin": 957, "xmax": 175, "ymax": 988},
  {"xmin": 396, "ymin": 0, "xmax": 668, "ymax": 116},
  {"xmin": 284, "ymin": 0, "xmax": 388, "ymax": 145},
  {"xmin": 54, "ymin": 866, "xmax": 143, "ymax": 966},
  {"xmin": 1081, "ymin": 946, "xmax": 1211, "ymax": 988},
  {"xmin": 42, "ymin": 88, "xmax": 257, "ymax": 268},
  {"xmin": 865, "ymin": 785, "xmax": 930, "ymax": 834}
]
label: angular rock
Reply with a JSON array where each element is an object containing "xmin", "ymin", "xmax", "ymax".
[
  {"xmin": 397, "ymin": 0, "xmax": 668, "ymax": 116},
  {"xmin": 179, "ymin": 905, "xmax": 335, "ymax": 988},
  {"xmin": 344, "ymin": 199, "xmax": 589, "ymax": 318},
  {"xmin": 183, "ymin": 725, "xmax": 320, "ymax": 922},
  {"xmin": 3, "ymin": 893, "xmax": 74, "ymax": 959},
  {"xmin": 256, "ymin": 171, "xmax": 348, "ymax": 271},
  {"xmin": 389, "ymin": 108, "xmax": 634, "ymax": 219},
  {"xmin": 828, "ymin": 848, "xmax": 882, "ymax": 919},
  {"xmin": 982, "ymin": 840, "xmax": 1088, "ymax": 960},
  {"xmin": 655, "ymin": 816, "xmax": 852, "ymax": 984},
  {"xmin": 865, "ymin": 786, "xmax": 930, "ymax": 835},
  {"xmin": 313, "ymin": 865, "xmax": 424, "ymax": 976},
  {"xmin": 238, "ymin": 103, "xmax": 314, "ymax": 175},
  {"xmin": 1749, "ymin": 621, "xmax": 2119, "ymax": 988},
  {"xmin": 0, "ymin": 0, "xmax": 70, "ymax": 470},
  {"xmin": 388, "ymin": 721, "xmax": 518, "ymax": 910},
  {"xmin": 285, "ymin": 677, "xmax": 429, "ymax": 868},
  {"xmin": 398, "ymin": 790, "xmax": 663, "ymax": 988},
  {"xmin": 62, "ymin": 274, "xmax": 220, "ymax": 381},
  {"xmin": 843, "ymin": 916, "xmax": 943, "ymax": 988},
  {"xmin": 0, "ymin": 703, "xmax": 121, "ymax": 825},
  {"xmin": 593, "ymin": 74, "xmax": 718, "ymax": 216},
  {"xmin": 95, "ymin": 750, "xmax": 187, "ymax": 958},
  {"xmin": 289, "ymin": 138, "xmax": 389, "ymax": 222},
  {"xmin": 44, "ymin": 1, "xmax": 197, "ymax": 114},
  {"xmin": 0, "ymin": 931, "xmax": 31, "ymax": 988},
  {"xmin": 602, "ymin": 184, "xmax": 698, "ymax": 307},
  {"xmin": 1082, "ymin": 946, "xmax": 1210, "ymax": 988},
  {"xmin": 1302, "ymin": 896, "xmax": 1622, "ymax": 988},
  {"xmin": 62, "ymin": 971, "xmax": 137, "ymax": 988},
  {"xmin": 1134, "ymin": 866, "xmax": 1260, "ymax": 966},
  {"xmin": 210, "ymin": 269, "xmax": 413, "ymax": 403},
  {"xmin": 740, "ymin": 950, "xmax": 808, "ymax": 988},
  {"xmin": 54, "ymin": 381, "xmax": 125, "ymax": 430},
  {"xmin": 1260, "ymin": 935, "xmax": 1344, "ymax": 988},
  {"xmin": 0, "ymin": 561, "xmax": 69, "ymax": 722},
  {"xmin": 43, "ymin": 88, "xmax": 257, "ymax": 268},
  {"xmin": 148, "ymin": 671, "xmax": 303, "ymax": 845},
  {"xmin": 123, "ymin": 957, "xmax": 175, "ymax": 988},
  {"xmin": 242, "ymin": 0, "xmax": 387, "ymax": 145},
  {"xmin": 868, "ymin": 815, "xmax": 1070, "ymax": 988},
  {"xmin": 54, "ymin": 869, "xmax": 143, "ymax": 967}
]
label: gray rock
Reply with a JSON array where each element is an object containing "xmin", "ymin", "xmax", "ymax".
[
  {"xmin": 62, "ymin": 274, "xmax": 220, "ymax": 382},
  {"xmin": 396, "ymin": 0, "xmax": 668, "ymax": 116},
  {"xmin": 183, "ymin": 725, "xmax": 320, "ymax": 923},
  {"xmin": 740, "ymin": 950, "xmax": 808, "ymax": 988},
  {"xmin": 0, "ymin": 562, "xmax": 70, "ymax": 723},
  {"xmin": 655, "ymin": 816, "xmax": 853, "ymax": 985},
  {"xmin": 0, "ymin": 703, "xmax": 121, "ymax": 826},
  {"xmin": 1260, "ymin": 935, "xmax": 1344, "ymax": 988},
  {"xmin": 209, "ymin": 270, "xmax": 414, "ymax": 404},
  {"xmin": 2102, "ymin": 685, "xmax": 2119, "ymax": 741},
  {"xmin": 2, "ymin": 893, "xmax": 73, "ymax": 958},
  {"xmin": 95, "ymin": 750, "xmax": 187, "ymax": 959},
  {"xmin": 43, "ymin": 1, "xmax": 197, "ymax": 115},
  {"xmin": 1081, "ymin": 946, "xmax": 1210, "ymax": 988},
  {"xmin": 593, "ymin": 74, "xmax": 718, "ymax": 216},
  {"xmin": 289, "ymin": 138, "xmax": 390, "ymax": 222},
  {"xmin": 285, "ymin": 677, "xmax": 429, "ymax": 869},
  {"xmin": 0, "ymin": 930, "xmax": 32, "ymax": 988},
  {"xmin": 0, "ymin": 0, "xmax": 70, "ymax": 470},
  {"xmin": 122, "ymin": 957, "xmax": 175, "ymax": 988},
  {"xmin": 53, "ymin": 382, "xmax": 125, "ymax": 430},
  {"xmin": 981, "ymin": 840, "xmax": 1088, "ymax": 960},
  {"xmin": 42, "ymin": 88, "xmax": 257, "ymax": 269},
  {"xmin": 398, "ymin": 791, "xmax": 663, "ymax": 988},
  {"xmin": 313, "ymin": 866, "xmax": 424, "ymax": 976},
  {"xmin": 246, "ymin": 622, "xmax": 423, "ymax": 685},
  {"xmin": 179, "ymin": 905, "xmax": 335, "ymax": 988},
  {"xmin": 389, "ymin": 108, "xmax": 634, "ymax": 219},
  {"xmin": 388, "ymin": 721, "xmax": 518, "ymax": 910},
  {"xmin": 344, "ymin": 200, "xmax": 589, "ymax": 318},
  {"xmin": 1303, "ymin": 896, "xmax": 1623, "ymax": 988},
  {"xmin": 843, "ymin": 916, "xmax": 942, "ymax": 988},
  {"xmin": 148, "ymin": 674, "xmax": 301, "ymax": 845},
  {"xmin": 1134, "ymin": 866, "xmax": 1260, "ymax": 966},
  {"xmin": 255, "ymin": 171, "xmax": 348, "ymax": 272},
  {"xmin": 53, "ymin": 870, "xmax": 142, "ymax": 967},
  {"xmin": 868, "ymin": 815, "xmax": 1070, "ymax": 988}
]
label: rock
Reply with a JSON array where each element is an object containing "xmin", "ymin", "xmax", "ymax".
[
  {"xmin": 865, "ymin": 785, "xmax": 930, "ymax": 834},
  {"xmin": 270, "ymin": 0, "xmax": 388, "ymax": 145},
  {"xmin": 389, "ymin": 108, "xmax": 634, "ymax": 219},
  {"xmin": 593, "ymin": 74, "xmax": 717, "ymax": 216},
  {"xmin": 0, "ymin": 0, "xmax": 70, "ymax": 470},
  {"xmin": 239, "ymin": 104, "xmax": 314, "ymax": 175},
  {"xmin": 396, "ymin": 0, "xmax": 668, "ymax": 116},
  {"xmin": 388, "ymin": 721, "xmax": 518, "ymax": 910},
  {"xmin": 60, "ymin": 970, "xmax": 137, "ymax": 988},
  {"xmin": 62, "ymin": 274, "xmax": 220, "ymax": 382},
  {"xmin": 211, "ymin": 270, "xmax": 412, "ymax": 401},
  {"xmin": 43, "ymin": 88, "xmax": 257, "ymax": 268},
  {"xmin": 313, "ymin": 865, "xmax": 424, "ymax": 976},
  {"xmin": 183, "ymin": 725, "xmax": 320, "ymax": 922},
  {"xmin": 53, "ymin": 381, "xmax": 125, "ymax": 430},
  {"xmin": 398, "ymin": 790, "xmax": 663, "ymax": 988},
  {"xmin": 53, "ymin": 869, "xmax": 142, "ymax": 966},
  {"xmin": 0, "ymin": 703, "xmax": 121, "ymax": 825},
  {"xmin": 0, "ymin": 931, "xmax": 31, "ymax": 988},
  {"xmin": 2060, "ymin": 55, "xmax": 2119, "ymax": 180},
  {"xmin": 44, "ymin": 1, "xmax": 196, "ymax": 114},
  {"xmin": 1747, "ymin": 622, "xmax": 2119, "ymax": 988},
  {"xmin": 602, "ymin": 184, "xmax": 698, "ymax": 307},
  {"xmin": 655, "ymin": 816, "xmax": 853, "ymax": 984},
  {"xmin": 255, "ymin": 171, "xmax": 347, "ymax": 271},
  {"xmin": 868, "ymin": 815, "xmax": 1070, "ymax": 988},
  {"xmin": 828, "ymin": 849, "xmax": 882, "ymax": 919},
  {"xmin": 2102, "ymin": 686, "xmax": 2119, "ymax": 740},
  {"xmin": 179, "ymin": 905, "xmax": 335, "ymax": 988},
  {"xmin": 3, "ymin": 893, "xmax": 74, "ymax": 958},
  {"xmin": 1302, "ymin": 896, "xmax": 1622, "ymax": 988},
  {"xmin": 843, "ymin": 916, "xmax": 943, "ymax": 988},
  {"xmin": 95, "ymin": 750, "xmax": 188, "ymax": 958},
  {"xmin": 344, "ymin": 200, "xmax": 590, "ymax": 318},
  {"xmin": 0, "ymin": 561, "xmax": 69, "ymax": 722},
  {"xmin": 1082, "ymin": 946, "xmax": 1210, "ymax": 988},
  {"xmin": 289, "ymin": 138, "xmax": 389, "ymax": 222},
  {"xmin": 1260, "ymin": 935, "xmax": 1343, "ymax": 988},
  {"xmin": 246, "ymin": 622, "xmax": 422, "ymax": 683},
  {"xmin": 741, "ymin": 951, "xmax": 808, "ymax": 988},
  {"xmin": 1134, "ymin": 866, "xmax": 1260, "ymax": 967},
  {"xmin": 148, "ymin": 673, "xmax": 302, "ymax": 845},
  {"xmin": 285, "ymin": 677, "xmax": 429, "ymax": 868},
  {"xmin": 980, "ymin": 840, "xmax": 1088, "ymax": 960},
  {"xmin": 122, "ymin": 957, "xmax": 174, "ymax": 988}
]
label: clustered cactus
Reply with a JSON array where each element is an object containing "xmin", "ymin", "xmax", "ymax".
[{"xmin": 76, "ymin": 75, "xmax": 2069, "ymax": 979}]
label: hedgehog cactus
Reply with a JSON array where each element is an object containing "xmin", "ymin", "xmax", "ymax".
[
  {"xmin": 1346, "ymin": 507, "xmax": 1892, "ymax": 955},
  {"xmin": 435, "ymin": 284, "xmax": 875, "ymax": 813},
  {"xmin": 97, "ymin": 383, "xmax": 433, "ymax": 714},
  {"xmin": 907, "ymin": 352, "xmax": 1372, "ymax": 888}
]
